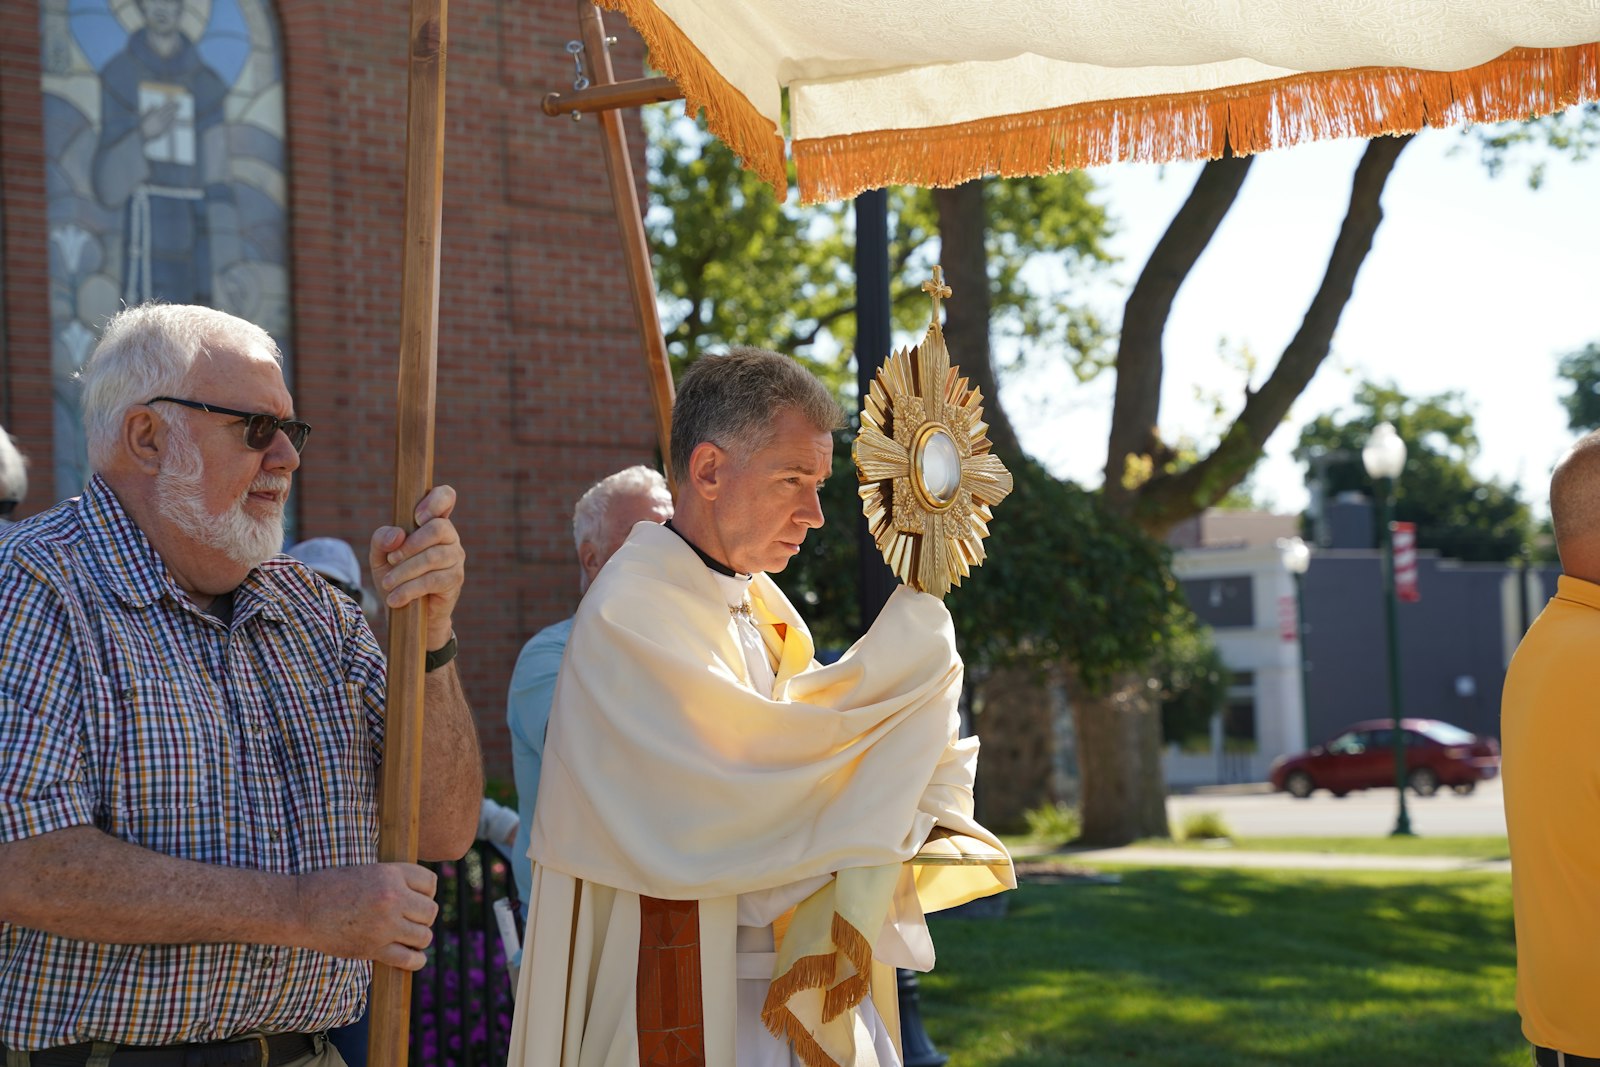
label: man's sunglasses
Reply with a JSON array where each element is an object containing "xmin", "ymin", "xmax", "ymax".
[{"xmin": 147, "ymin": 397, "xmax": 312, "ymax": 453}]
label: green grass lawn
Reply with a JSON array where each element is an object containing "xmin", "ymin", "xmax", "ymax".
[
  {"xmin": 921, "ymin": 867, "xmax": 1520, "ymax": 1067},
  {"xmin": 1005, "ymin": 835, "xmax": 1510, "ymax": 861},
  {"xmin": 1162, "ymin": 835, "xmax": 1510, "ymax": 860}
]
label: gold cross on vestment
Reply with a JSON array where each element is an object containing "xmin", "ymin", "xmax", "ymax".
[{"xmin": 922, "ymin": 266, "xmax": 953, "ymax": 320}]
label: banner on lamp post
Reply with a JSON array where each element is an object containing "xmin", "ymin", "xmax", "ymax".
[{"xmin": 1391, "ymin": 521, "xmax": 1420, "ymax": 603}]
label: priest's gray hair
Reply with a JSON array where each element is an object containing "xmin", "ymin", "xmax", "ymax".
[
  {"xmin": 670, "ymin": 347, "xmax": 842, "ymax": 484},
  {"xmin": 0, "ymin": 426, "xmax": 26, "ymax": 509},
  {"xmin": 80, "ymin": 303, "xmax": 282, "ymax": 470},
  {"xmin": 572, "ymin": 465, "xmax": 671, "ymax": 551}
]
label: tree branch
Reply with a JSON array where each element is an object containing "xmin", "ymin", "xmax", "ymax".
[
  {"xmin": 1132, "ymin": 134, "xmax": 1416, "ymax": 534},
  {"xmin": 1103, "ymin": 154, "xmax": 1253, "ymax": 516}
]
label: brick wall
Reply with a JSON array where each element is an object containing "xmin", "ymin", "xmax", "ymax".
[{"xmin": 0, "ymin": 0, "xmax": 664, "ymax": 782}]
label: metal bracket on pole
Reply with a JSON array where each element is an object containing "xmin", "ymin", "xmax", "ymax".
[{"xmin": 534, "ymin": 1, "xmax": 682, "ymax": 487}]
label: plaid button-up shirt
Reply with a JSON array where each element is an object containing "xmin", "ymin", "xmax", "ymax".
[{"xmin": 0, "ymin": 477, "xmax": 388, "ymax": 1050}]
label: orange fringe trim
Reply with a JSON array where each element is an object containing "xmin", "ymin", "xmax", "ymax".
[
  {"xmin": 821, "ymin": 911, "xmax": 872, "ymax": 1024},
  {"xmin": 793, "ymin": 43, "xmax": 1600, "ymax": 203},
  {"xmin": 594, "ymin": 0, "xmax": 787, "ymax": 192},
  {"xmin": 757, "ymin": 912, "xmax": 878, "ymax": 1067}
]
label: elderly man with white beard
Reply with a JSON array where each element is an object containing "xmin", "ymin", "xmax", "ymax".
[{"xmin": 0, "ymin": 303, "xmax": 481, "ymax": 1066}]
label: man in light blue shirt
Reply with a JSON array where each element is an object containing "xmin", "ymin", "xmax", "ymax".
[{"xmin": 507, "ymin": 466, "xmax": 672, "ymax": 904}]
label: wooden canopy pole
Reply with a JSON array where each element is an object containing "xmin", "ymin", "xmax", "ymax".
[
  {"xmin": 577, "ymin": 0, "xmax": 678, "ymax": 490},
  {"xmin": 369, "ymin": 0, "xmax": 448, "ymax": 1062}
]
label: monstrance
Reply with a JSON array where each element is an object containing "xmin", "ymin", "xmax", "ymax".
[{"xmin": 854, "ymin": 266, "xmax": 1014, "ymax": 599}]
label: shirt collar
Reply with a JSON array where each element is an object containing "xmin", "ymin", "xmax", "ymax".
[
  {"xmin": 664, "ymin": 520, "xmax": 747, "ymax": 579},
  {"xmin": 1555, "ymin": 574, "xmax": 1600, "ymax": 612},
  {"xmin": 80, "ymin": 475, "xmax": 288, "ymax": 623}
]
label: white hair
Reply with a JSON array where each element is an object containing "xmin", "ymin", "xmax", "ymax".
[
  {"xmin": 572, "ymin": 465, "xmax": 670, "ymax": 551},
  {"xmin": 0, "ymin": 427, "xmax": 26, "ymax": 505},
  {"xmin": 79, "ymin": 303, "xmax": 281, "ymax": 470}
]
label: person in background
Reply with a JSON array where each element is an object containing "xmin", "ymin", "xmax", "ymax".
[
  {"xmin": 0, "ymin": 427, "xmax": 26, "ymax": 524},
  {"xmin": 506, "ymin": 464, "xmax": 673, "ymax": 906},
  {"xmin": 1504, "ymin": 428, "xmax": 1600, "ymax": 1067}
]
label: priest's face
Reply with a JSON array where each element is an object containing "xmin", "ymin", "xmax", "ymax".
[{"xmin": 713, "ymin": 406, "xmax": 830, "ymax": 574}]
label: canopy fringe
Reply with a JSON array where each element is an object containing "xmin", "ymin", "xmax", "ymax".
[
  {"xmin": 596, "ymin": 0, "xmax": 787, "ymax": 192},
  {"xmin": 793, "ymin": 43, "xmax": 1600, "ymax": 203}
]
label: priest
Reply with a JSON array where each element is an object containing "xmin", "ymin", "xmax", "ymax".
[{"xmin": 509, "ymin": 347, "xmax": 1013, "ymax": 1067}]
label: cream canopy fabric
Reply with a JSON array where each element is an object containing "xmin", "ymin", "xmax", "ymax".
[{"xmin": 600, "ymin": 0, "xmax": 1600, "ymax": 202}]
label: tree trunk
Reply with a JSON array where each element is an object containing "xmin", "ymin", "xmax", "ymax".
[
  {"xmin": 934, "ymin": 179, "xmax": 1023, "ymax": 462},
  {"xmin": 970, "ymin": 664, "xmax": 1060, "ymax": 833},
  {"xmin": 1066, "ymin": 668, "xmax": 1170, "ymax": 846}
]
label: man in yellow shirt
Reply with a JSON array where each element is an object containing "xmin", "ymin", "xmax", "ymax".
[{"xmin": 1505, "ymin": 429, "xmax": 1600, "ymax": 1066}]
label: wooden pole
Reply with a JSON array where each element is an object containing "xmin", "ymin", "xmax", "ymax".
[
  {"xmin": 369, "ymin": 0, "xmax": 448, "ymax": 1062},
  {"xmin": 578, "ymin": 0, "xmax": 677, "ymax": 490},
  {"xmin": 542, "ymin": 75, "xmax": 681, "ymax": 118}
]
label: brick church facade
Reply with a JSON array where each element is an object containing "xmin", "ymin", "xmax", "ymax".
[{"xmin": 0, "ymin": 0, "xmax": 662, "ymax": 781}]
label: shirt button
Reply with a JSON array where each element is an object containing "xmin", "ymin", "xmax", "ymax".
[{"xmin": 266, "ymin": 828, "xmax": 281, "ymax": 842}]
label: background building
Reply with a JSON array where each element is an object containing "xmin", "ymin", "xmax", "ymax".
[
  {"xmin": 0, "ymin": 0, "xmax": 662, "ymax": 781},
  {"xmin": 1168, "ymin": 500, "xmax": 1557, "ymax": 786}
]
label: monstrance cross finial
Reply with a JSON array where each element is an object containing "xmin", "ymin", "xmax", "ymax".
[{"xmin": 922, "ymin": 266, "xmax": 953, "ymax": 320}]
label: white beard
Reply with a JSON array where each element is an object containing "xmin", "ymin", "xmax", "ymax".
[{"xmin": 156, "ymin": 419, "xmax": 289, "ymax": 570}]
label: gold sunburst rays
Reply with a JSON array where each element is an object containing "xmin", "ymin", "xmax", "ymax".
[{"xmin": 853, "ymin": 267, "xmax": 1014, "ymax": 598}]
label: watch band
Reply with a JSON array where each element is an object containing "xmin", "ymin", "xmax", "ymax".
[{"xmin": 425, "ymin": 633, "xmax": 458, "ymax": 672}]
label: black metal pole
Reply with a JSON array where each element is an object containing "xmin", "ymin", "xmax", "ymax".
[
  {"xmin": 854, "ymin": 188, "xmax": 947, "ymax": 1067},
  {"xmin": 855, "ymin": 188, "xmax": 898, "ymax": 631},
  {"xmin": 1379, "ymin": 481, "xmax": 1413, "ymax": 837}
]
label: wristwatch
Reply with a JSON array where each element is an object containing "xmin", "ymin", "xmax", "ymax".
[{"xmin": 425, "ymin": 633, "xmax": 458, "ymax": 672}]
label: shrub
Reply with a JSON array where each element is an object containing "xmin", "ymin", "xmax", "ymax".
[
  {"xmin": 1024, "ymin": 801, "xmax": 1082, "ymax": 846},
  {"xmin": 1177, "ymin": 811, "xmax": 1234, "ymax": 841}
]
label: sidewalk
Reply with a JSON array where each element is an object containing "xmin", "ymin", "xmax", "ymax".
[{"xmin": 1056, "ymin": 845, "xmax": 1510, "ymax": 873}]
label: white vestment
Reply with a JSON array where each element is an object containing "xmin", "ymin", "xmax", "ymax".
[{"xmin": 509, "ymin": 522, "xmax": 1013, "ymax": 1067}]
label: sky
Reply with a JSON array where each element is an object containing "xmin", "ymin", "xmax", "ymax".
[{"xmin": 997, "ymin": 125, "xmax": 1600, "ymax": 519}]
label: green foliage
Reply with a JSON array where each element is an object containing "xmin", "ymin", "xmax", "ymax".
[
  {"xmin": 645, "ymin": 107, "xmax": 1118, "ymax": 386},
  {"xmin": 1175, "ymin": 811, "xmax": 1234, "ymax": 841},
  {"xmin": 1154, "ymin": 613, "xmax": 1228, "ymax": 747},
  {"xmin": 1465, "ymin": 102, "xmax": 1600, "ymax": 189},
  {"xmin": 776, "ymin": 452, "xmax": 1187, "ymax": 691},
  {"xmin": 1294, "ymin": 380, "xmax": 1534, "ymax": 562},
  {"xmin": 1558, "ymin": 340, "xmax": 1600, "ymax": 432},
  {"xmin": 1023, "ymin": 801, "xmax": 1082, "ymax": 846}
]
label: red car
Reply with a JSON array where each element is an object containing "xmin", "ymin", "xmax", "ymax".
[{"xmin": 1269, "ymin": 718, "xmax": 1500, "ymax": 799}]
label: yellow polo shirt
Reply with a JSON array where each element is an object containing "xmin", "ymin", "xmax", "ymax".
[{"xmin": 1504, "ymin": 575, "xmax": 1600, "ymax": 1055}]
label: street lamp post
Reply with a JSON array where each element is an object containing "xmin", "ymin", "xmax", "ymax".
[
  {"xmin": 1362, "ymin": 422, "xmax": 1413, "ymax": 837},
  {"xmin": 1280, "ymin": 537, "xmax": 1312, "ymax": 751}
]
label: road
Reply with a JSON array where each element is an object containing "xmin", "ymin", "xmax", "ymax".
[{"xmin": 1166, "ymin": 777, "xmax": 1507, "ymax": 838}]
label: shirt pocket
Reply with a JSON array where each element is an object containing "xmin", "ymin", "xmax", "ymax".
[
  {"xmin": 110, "ymin": 677, "xmax": 226, "ymax": 859},
  {"xmin": 113, "ymin": 678, "xmax": 220, "ymax": 811},
  {"xmin": 275, "ymin": 681, "xmax": 376, "ymax": 808},
  {"xmin": 273, "ymin": 682, "xmax": 379, "ymax": 867}
]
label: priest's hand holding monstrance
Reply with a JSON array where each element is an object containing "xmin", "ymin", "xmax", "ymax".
[{"xmin": 855, "ymin": 268, "xmax": 1016, "ymax": 870}]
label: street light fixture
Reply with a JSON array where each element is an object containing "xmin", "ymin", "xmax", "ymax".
[
  {"xmin": 1361, "ymin": 421, "xmax": 1413, "ymax": 837},
  {"xmin": 1279, "ymin": 536, "xmax": 1312, "ymax": 752}
]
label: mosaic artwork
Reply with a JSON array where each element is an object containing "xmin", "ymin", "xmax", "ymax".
[{"xmin": 39, "ymin": 0, "xmax": 290, "ymax": 497}]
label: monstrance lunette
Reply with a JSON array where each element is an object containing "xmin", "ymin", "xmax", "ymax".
[{"xmin": 853, "ymin": 266, "xmax": 1014, "ymax": 598}]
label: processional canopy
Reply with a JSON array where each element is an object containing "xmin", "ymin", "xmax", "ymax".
[{"xmin": 854, "ymin": 267, "xmax": 1014, "ymax": 598}]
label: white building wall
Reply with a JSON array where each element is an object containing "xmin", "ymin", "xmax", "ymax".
[{"xmin": 1165, "ymin": 542, "xmax": 1309, "ymax": 787}]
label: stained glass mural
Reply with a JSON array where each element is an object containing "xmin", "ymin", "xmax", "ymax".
[{"xmin": 39, "ymin": 0, "xmax": 290, "ymax": 498}]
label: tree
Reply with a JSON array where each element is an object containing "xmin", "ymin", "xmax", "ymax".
[
  {"xmin": 1294, "ymin": 381, "xmax": 1534, "ymax": 562},
  {"xmin": 649, "ymin": 100, "xmax": 1591, "ymax": 846},
  {"xmin": 1558, "ymin": 341, "xmax": 1600, "ymax": 432}
]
